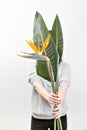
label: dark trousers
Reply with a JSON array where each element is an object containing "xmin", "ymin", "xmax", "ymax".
[{"xmin": 31, "ymin": 115, "xmax": 67, "ymax": 130}]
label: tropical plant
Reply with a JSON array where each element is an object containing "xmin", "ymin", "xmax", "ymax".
[{"xmin": 18, "ymin": 11, "xmax": 63, "ymax": 130}]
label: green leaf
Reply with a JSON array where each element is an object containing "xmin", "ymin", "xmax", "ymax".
[
  {"xmin": 33, "ymin": 11, "xmax": 48, "ymax": 47},
  {"xmin": 36, "ymin": 61, "xmax": 51, "ymax": 81},
  {"xmin": 33, "ymin": 11, "xmax": 58, "ymax": 82},
  {"xmin": 51, "ymin": 15, "xmax": 63, "ymax": 63}
]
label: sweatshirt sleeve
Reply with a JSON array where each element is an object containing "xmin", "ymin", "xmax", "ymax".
[
  {"xmin": 28, "ymin": 72, "xmax": 42, "ymax": 86},
  {"xmin": 59, "ymin": 62, "xmax": 71, "ymax": 88}
]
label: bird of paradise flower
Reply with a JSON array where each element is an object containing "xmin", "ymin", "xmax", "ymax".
[
  {"xmin": 17, "ymin": 34, "xmax": 51, "ymax": 61},
  {"xmin": 26, "ymin": 33, "xmax": 50, "ymax": 55},
  {"xmin": 18, "ymin": 33, "xmax": 53, "ymax": 80},
  {"xmin": 17, "ymin": 34, "xmax": 51, "ymax": 72}
]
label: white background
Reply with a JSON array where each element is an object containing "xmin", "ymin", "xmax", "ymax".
[{"xmin": 0, "ymin": 0, "xmax": 87, "ymax": 130}]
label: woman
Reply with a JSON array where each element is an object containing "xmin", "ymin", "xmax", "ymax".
[{"xmin": 28, "ymin": 60, "xmax": 71, "ymax": 130}]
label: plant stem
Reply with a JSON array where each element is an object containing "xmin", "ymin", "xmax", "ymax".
[
  {"xmin": 54, "ymin": 118, "xmax": 56, "ymax": 130},
  {"xmin": 57, "ymin": 118, "xmax": 63, "ymax": 130},
  {"xmin": 44, "ymin": 53, "xmax": 62, "ymax": 130},
  {"xmin": 59, "ymin": 118, "xmax": 62, "ymax": 130}
]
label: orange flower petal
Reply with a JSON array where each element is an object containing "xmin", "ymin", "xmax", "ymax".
[
  {"xmin": 42, "ymin": 34, "xmax": 51, "ymax": 52},
  {"xmin": 26, "ymin": 40, "xmax": 38, "ymax": 54}
]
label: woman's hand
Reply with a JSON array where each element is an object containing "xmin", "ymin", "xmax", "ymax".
[
  {"xmin": 46, "ymin": 92, "xmax": 61, "ymax": 118},
  {"xmin": 52, "ymin": 105, "xmax": 61, "ymax": 118},
  {"xmin": 47, "ymin": 92, "xmax": 61, "ymax": 105}
]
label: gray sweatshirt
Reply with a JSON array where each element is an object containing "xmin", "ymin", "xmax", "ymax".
[{"xmin": 28, "ymin": 61, "xmax": 71, "ymax": 119}]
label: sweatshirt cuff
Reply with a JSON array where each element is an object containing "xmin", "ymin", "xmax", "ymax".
[{"xmin": 28, "ymin": 73, "xmax": 42, "ymax": 87}]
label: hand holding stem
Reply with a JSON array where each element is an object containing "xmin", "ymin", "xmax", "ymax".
[{"xmin": 47, "ymin": 92, "xmax": 62, "ymax": 118}]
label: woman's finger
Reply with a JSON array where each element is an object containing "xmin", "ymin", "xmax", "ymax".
[
  {"xmin": 49, "ymin": 98, "xmax": 61, "ymax": 105},
  {"xmin": 52, "ymin": 106, "xmax": 61, "ymax": 118},
  {"xmin": 48, "ymin": 93, "xmax": 61, "ymax": 104}
]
